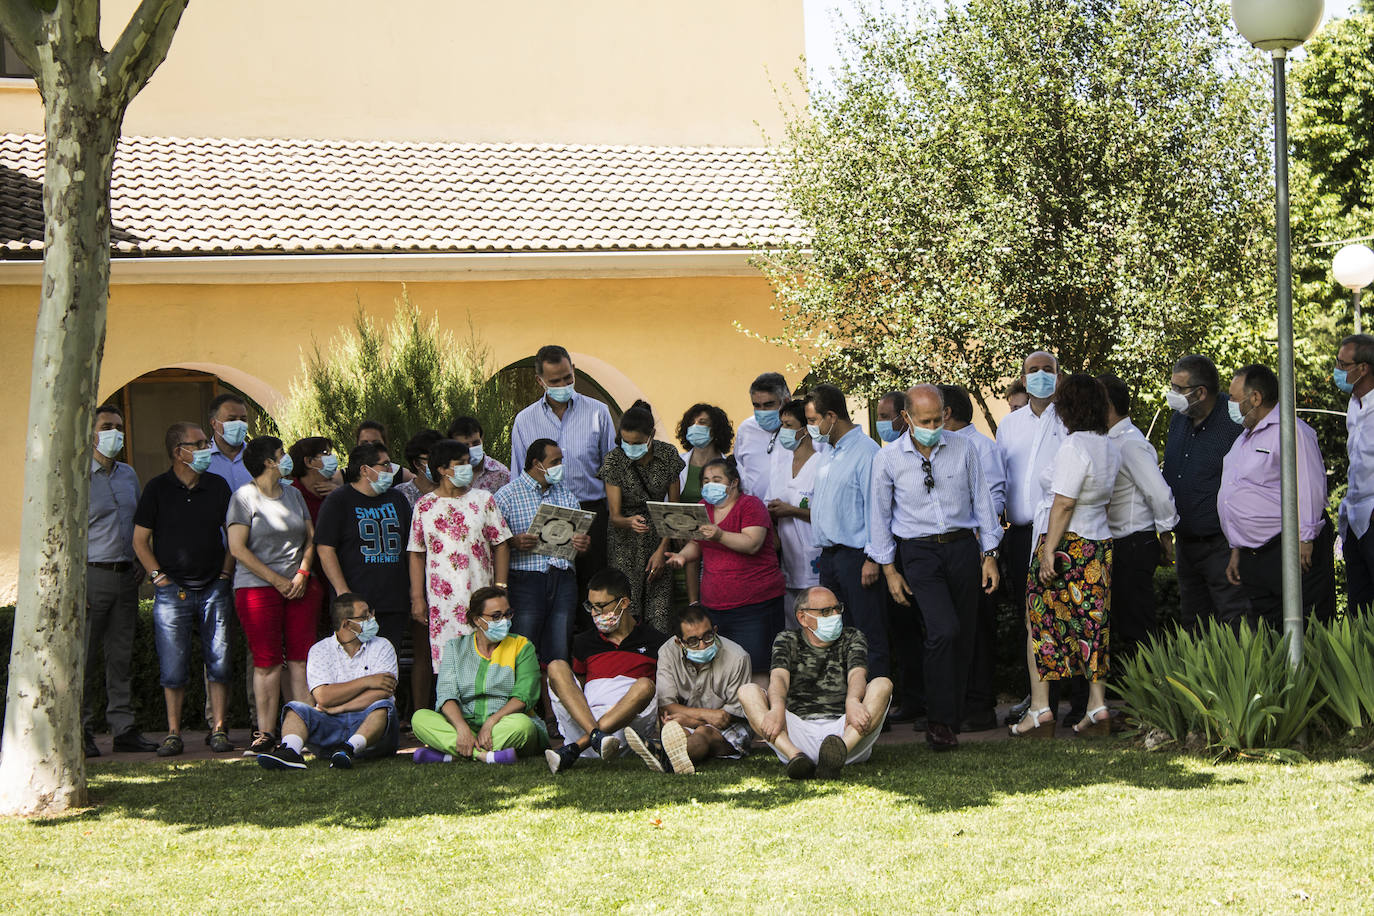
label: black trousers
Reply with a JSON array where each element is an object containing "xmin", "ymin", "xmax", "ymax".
[
  {"xmin": 818, "ymin": 545, "xmax": 889, "ymax": 677},
  {"xmin": 1236, "ymin": 519, "xmax": 1336, "ymax": 628},
  {"xmin": 1342, "ymin": 519, "xmax": 1374, "ymax": 615},
  {"xmin": 1176, "ymin": 531, "xmax": 1250, "ymax": 629},
  {"xmin": 1110, "ymin": 529, "xmax": 1162, "ymax": 667},
  {"xmin": 887, "ymin": 586, "xmax": 925, "ymax": 713},
  {"xmin": 897, "ymin": 537, "xmax": 978, "ymax": 729}
]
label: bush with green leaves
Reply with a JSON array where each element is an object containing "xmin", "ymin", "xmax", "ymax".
[
  {"xmin": 274, "ymin": 288, "xmax": 519, "ymax": 467},
  {"xmin": 1304, "ymin": 613, "xmax": 1374, "ymax": 731}
]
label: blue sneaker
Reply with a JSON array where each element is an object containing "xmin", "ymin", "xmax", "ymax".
[{"xmin": 329, "ymin": 745, "xmax": 355, "ymax": 769}]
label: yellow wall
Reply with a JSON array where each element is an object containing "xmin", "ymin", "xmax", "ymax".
[
  {"xmin": 0, "ymin": 0, "xmax": 806, "ymax": 145},
  {"xmin": 0, "ymin": 273, "xmax": 792, "ymax": 602}
]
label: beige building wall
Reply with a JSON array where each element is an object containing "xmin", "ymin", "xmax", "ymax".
[
  {"xmin": 0, "ymin": 273, "xmax": 792, "ymax": 602},
  {"xmin": 0, "ymin": 0, "xmax": 805, "ymax": 144}
]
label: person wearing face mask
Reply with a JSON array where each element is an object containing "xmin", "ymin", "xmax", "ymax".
[
  {"xmin": 83, "ymin": 405, "xmax": 157, "ymax": 757},
  {"xmin": 875, "ymin": 391, "xmax": 909, "ymax": 446},
  {"xmin": 354, "ymin": 420, "xmax": 415, "ymax": 485},
  {"xmin": 734, "ymin": 371, "xmax": 792, "ymax": 498},
  {"xmin": 204, "ymin": 393, "xmax": 253, "ymax": 492},
  {"xmin": 394, "ymin": 428, "xmax": 444, "ymax": 509},
  {"xmin": 314, "ymin": 442, "xmax": 416, "ymax": 702},
  {"xmin": 510, "ymin": 345, "xmax": 617, "ymax": 602},
  {"xmin": 1335, "ymin": 334, "xmax": 1374, "ymax": 613},
  {"xmin": 408, "ymin": 438, "xmax": 513, "ymax": 673},
  {"xmin": 257, "ymin": 594, "xmax": 399, "ymax": 770},
  {"xmin": 599, "ymin": 400, "xmax": 685, "ymax": 633},
  {"xmin": 664, "ymin": 459, "xmax": 786, "ymax": 673},
  {"xmin": 625, "ymin": 605, "xmax": 753, "ymax": 774},
  {"xmin": 286, "ymin": 436, "xmax": 340, "ymax": 525},
  {"xmin": 869, "ymin": 385, "xmax": 1002, "ymax": 751},
  {"xmin": 764, "ymin": 399, "xmax": 822, "ymax": 627},
  {"xmin": 804, "ymin": 383, "xmax": 888, "ymax": 680},
  {"xmin": 493, "ymin": 439, "xmax": 591, "ymax": 665},
  {"xmin": 411, "ymin": 587, "xmax": 549, "ymax": 764},
  {"xmin": 132, "ymin": 422, "xmax": 236, "ymax": 757},
  {"xmin": 737, "ymin": 586, "xmax": 893, "ymax": 779},
  {"xmin": 544, "ymin": 569, "xmax": 669, "ymax": 773},
  {"xmin": 446, "ymin": 415, "xmax": 511, "ymax": 493},
  {"xmin": 227, "ymin": 436, "xmax": 324, "ymax": 757},
  {"xmin": 1161, "ymin": 354, "xmax": 1247, "ymax": 629},
  {"xmin": 676, "ymin": 402, "xmax": 733, "ymax": 504},
  {"xmin": 1218, "ymin": 364, "xmax": 1334, "ymax": 627}
]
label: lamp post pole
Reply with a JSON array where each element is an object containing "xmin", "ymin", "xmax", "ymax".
[{"xmin": 1357, "ymin": 289, "xmax": 1364, "ymax": 335}]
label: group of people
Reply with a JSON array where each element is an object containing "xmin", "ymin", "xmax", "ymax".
[{"xmin": 83, "ymin": 336, "xmax": 1371, "ymax": 775}]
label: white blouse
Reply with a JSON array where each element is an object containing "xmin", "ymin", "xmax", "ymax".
[{"xmin": 1033, "ymin": 432, "xmax": 1122, "ymax": 543}]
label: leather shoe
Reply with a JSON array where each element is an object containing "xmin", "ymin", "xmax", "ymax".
[
  {"xmin": 1004, "ymin": 695, "xmax": 1032, "ymax": 726},
  {"xmin": 112, "ymin": 730, "xmax": 159, "ymax": 753},
  {"xmin": 83, "ymin": 732, "xmax": 101, "ymax": 758},
  {"xmin": 960, "ymin": 711, "xmax": 999, "ymax": 732},
  {"xmin": 925, "ymin": 722, "xmax": 958, "ymax": 752},
  {"xmin": 888, "ymin": 705, "xmax": 925, "ymax": 725}
]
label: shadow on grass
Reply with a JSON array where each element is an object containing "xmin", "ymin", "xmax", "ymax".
[{"xmin": 22, "ymin": 738, "xmax": 1305, "ymax": 832}]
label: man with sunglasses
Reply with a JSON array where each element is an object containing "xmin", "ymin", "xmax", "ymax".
[
  {"xmin": 132, "ymin": 422, "xmax": 236, "ymax": 757},
  {"xmin": 868, "ymin": 385, "xmax": 1001, "ymax": 752},
  {"xmin": 544, "ymin": 568, "xmax": 667, "ymax": 773},
  {"xmin": 258, "ymin": 593, "xmax": 399, "ymax": 770},
  {"xmin": 625, "ymin": 605, "xmax": 753, "ymax": 774}
]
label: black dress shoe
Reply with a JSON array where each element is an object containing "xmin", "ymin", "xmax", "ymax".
[
  {"xmin": 888, "ymin": 705, "xmax": 925, "ymax": 725},
  {"xmin": 925, "ymin": 722, "xmax": 959, "ymax": 752},
  {"xmin": 911, "ymin": 716, "xmax": 928, "ymax": 733},
  {"xmin": 84, "ymin": 733, "xmax": 101, "ymax": 758},
  {"xmin": 1004, "ymin": 695, "xmax": 1032, "ymax": 726},
  {"xmin": 112, "ymin": 730, "xmax": 159, "ymax": 753},
  {"xmin": 960, "ymin": 711, "xmax": 999, "ymax": 732}
]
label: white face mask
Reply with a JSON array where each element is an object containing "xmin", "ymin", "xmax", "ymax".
[
  {"xmin": 95, "ymin": 429, "xmax": 124, "ymax": 459},
  {"xmin": 1164, "ymin": 390, "xmax": 1191, "ymax": 414}
]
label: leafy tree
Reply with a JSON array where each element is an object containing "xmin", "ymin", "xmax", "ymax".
[
  {"xmin": 274, "ymin": 288, "xmax": 519, "ymax": 468},
  {"xmin": 756, "ymin": 0, "xmax": 1274, "ymax": 430},
  {"xmin": 0, "ymin": 0, "xmax": 189, "ymax": 816}
]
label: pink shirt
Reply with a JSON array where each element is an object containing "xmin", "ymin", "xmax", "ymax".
[
  {"xmin": 700, "ymin": 494, "xmax": 786, "ymax": 610},
  {"xmin": 1218, "ymin": 410, "xmax": 1326, "ymax": 549}
]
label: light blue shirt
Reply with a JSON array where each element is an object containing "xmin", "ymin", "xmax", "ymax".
[
  {"xmin": 809, "ymin": 425, "xmax": 880, "ymax": 551},
  {"xmin": 207, "ymin": 444, "xmax": 252, "ymax": 492},
  {"xmin": 952, "ymin": 424, "xmax": 1007, "ymax": 519},
  {"xmin": 510, "ymin": 392, "xmax": 616, "ymax": 504},
  {"xmin": 88, "ymin": 458, "xmax": 140, "ymax": 562},
  {"xmin": 867, "ymin": 431, "xmax": 1002, "ymax": 565},
  {"xmin": 492, "ymin": 472, "xmax": 582, "ymax": 573}
]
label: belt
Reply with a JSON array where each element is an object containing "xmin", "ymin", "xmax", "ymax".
[
  {"xmin": 903, "ymin": 528, "xmax": 974, "ymax": 544},
  {"xmin": 1117, "ymin": 529, "xmax": 1161, "ymax": 543},
  {"xmin": 820, "ymin": 544, "xmax": 863, "ymax": 554},
  {"xmin": 1173, "ymin": 531, "xmax": 1221, "ymax": 544},
  {"xmin": 88, "ymin": 560, "xmax": 133, "ymax": 572}
]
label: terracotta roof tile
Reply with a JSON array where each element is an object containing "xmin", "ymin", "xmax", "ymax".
[{"xmin": 0, "ymin": 134, "xmax": 799, "ymax": 258}]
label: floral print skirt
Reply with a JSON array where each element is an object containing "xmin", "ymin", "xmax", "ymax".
[{"xmin": 1026, "ymin": 533, "xmax": 1112, "ymax": 681}]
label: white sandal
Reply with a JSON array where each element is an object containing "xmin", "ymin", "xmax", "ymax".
[
  {"xmin": 1073, "ymin": 705, "xmax": 1111, "ymax": 736},
  {"xmin": 1009, "ymin": 706, "xmax": 1056, "ymax": 738}
]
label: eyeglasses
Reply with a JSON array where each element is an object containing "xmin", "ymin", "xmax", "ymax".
[
  {"xmin": 1168, "ymin": 382, "xmax": 1203, "ymax": 395},
  {"xmin": 346, "ymin": 610, "xmax": 375, "ymax": 622},
  {"xmin": 805, "ymin": 604, "xmax": 844, "ymax": 618},
  {"xmin": 1334, "ymin": 359, "xmax": 1359, "ymax": 371},
  {"xmin": 177, "ymin": 440, "xmax": 209, "ymax": 450},
  {"xmin": 920, "ymin": 456, "xmax": 934, "ymax": 492},
  {"xmin": 679, "ymin": 629, "xmax": 718, "ymax": 649},
  {"xmin": 584, "ymin": 597, "xmax": 622, "ymax": 615},
  {"xmin": 481, "ymin": 610, "xmax": 516, "ymax": 622}
]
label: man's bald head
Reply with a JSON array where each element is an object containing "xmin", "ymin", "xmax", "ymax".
[
  {"xmin": 904, "ymin": 384, "xmax": 945, "ymax": 435},
  {"xmin": 905, "ymin": 384, "xmax": 944, "ymax": 412},
  {"xmin": 1022, "ymin": 351, "xmax": 1058, "ymax": 376}
]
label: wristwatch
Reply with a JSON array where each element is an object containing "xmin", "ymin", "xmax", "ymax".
[{"xmin": 982, "ymin": 549, "xmax": 999, "ymax": 559}]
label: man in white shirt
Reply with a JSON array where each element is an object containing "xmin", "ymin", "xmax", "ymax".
[
  {"xmin": 734, "ymin": 372, "xmax": 791, "ymax": 498},
  {"xmin": 1099, "ymin": 374, "xmax": 1180, "ymax": 665},
  {"xmin": 1337, "ymin": 334, "xmax": 1374, "ymax": 614}
]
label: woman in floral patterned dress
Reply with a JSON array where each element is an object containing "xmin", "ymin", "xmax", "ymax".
[
  {"xmin": 1011, "ymin": 374, "xmax": 1122, "ymax": 739},
  {"xmin": 408, "ymin": 438, "xmax": 512, "ymax": 665}
]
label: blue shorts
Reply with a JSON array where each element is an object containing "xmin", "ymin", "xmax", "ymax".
[
  {"xmin": 282, "ymin": 698, "xmax": 398, "ymax": 758},
  {"xmin": 152, "ymin": 581, "xmax": 233, "ymax": 688}
]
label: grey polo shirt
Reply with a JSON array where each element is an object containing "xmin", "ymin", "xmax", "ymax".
[
  {"xmin": 89, "ymin": 458, "xmax": 140, "ymax": 563},
  {"xmin": 655, "ymin": 633, "xmax": 752, "ymax": 720}
]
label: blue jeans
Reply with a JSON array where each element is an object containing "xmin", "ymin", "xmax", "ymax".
[
  {"xmin": 283, "ymin": 698, "xmax": 398, "ymax": 758},
  {"xmin": 508, "ymin": 567, "xmax": 577, "ymax": 663},
  {"xmin": 152, "ymin": 581, "xmax": 232, "ymax": 688}
]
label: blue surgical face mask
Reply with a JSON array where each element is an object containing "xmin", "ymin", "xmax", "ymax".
[
  {"xmin": 421, "ymin": 462, "xmax": 434, "ymax": 483},
  {"xmin": 483, "ymin": 618, "xmax": 511, "ymax": 643},
  {"xmin": 1335, "ymin": 367, "xmax": 1356, "ymax": 394},
  {"xmin": 911, "ymin": 425, "xmax": 943, "ymax": 448},
  {"xmin": 811, "ymin": 613, "xmax": 843, "ymax": 643},
  {"xmin": 778, "ymin": 427, "xmax": 802, "ymax": 451},
  {"xmin": 319, "ymin": 454, "xmax": 339, "ymax": 477},
  {"xmin": 469, "ymin": 445, "xmax": 485, "ymax": 466},
  {"xmin": 701, "ymin": 482, "xmax": 728, "ymax": 505},
  {"xmin": 188, "ymin": 447, "xmax": 214, "ymax": 473},
  {"xmin": 544, "ymin": 463, "xmax": 565, "ymax": 485},
  {"xmin": 622, "ymin": 441, "xmax": 649, "ymax": 460},
  {"xmin": 876, "ymin": 420, "xmax": 902, "ymax": 443},
  {"xmin": 1025, "ymin": 370, "xmax": 1057, "ymax": 400},
  {"xmin": 275, "ymin": 455, "xmax": 294, "ymax": 478},
  {"xmin": 450, "ymin": 464, "xmax": 474, "ymax": 488},
  {"xmin": 545, "ymin": 384, "xmax": 574, "ymax": 403},
  {"xmin": 355, "ymin": 617, "xmax": 379, "ymax": 643},
  {"xmin": 686, "ymin": 424, "xmax": 712, "ymax": 448},
  {"xmin": 219, "ymin": 419, "xmax": 248, "ymax": 448},
  {"xmin": 371, "ymin": 467, "xmax": 394, "ymax": 494},
  {"xmin": 754, "ymin": 408, "xmax": 781, "ymax": 432},
  {"xmin": 95, "ymin": 429, "xmax": 124, "ymax": 459},
  {"xmin": 685, "ymin": 642, "xmax": 718, "ymax": 664},
  {"xmin": 807, "ymin": 423, "xmax": 829, "ymax": 445}
]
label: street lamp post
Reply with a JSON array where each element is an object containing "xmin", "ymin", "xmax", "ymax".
[
  {"xmin": 1333, "ymin": 243, "xmax": 1374, "ymax": 334},
  {"xmin": 1231, "ymin": 0, "xmax": 1324, "ymax": 667}
]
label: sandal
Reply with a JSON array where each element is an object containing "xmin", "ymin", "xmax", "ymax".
[
  {"xmin": 1008, "ymin": 707, "xmax": 1056, "ymax": 738},
  {"xmin": 206, "ymin": 729, "xmax": 234, "ymax": 753},
  {"xmin": 155, "ymin": 733, "xmax": 184, "ymax": 757},
  {"xmin": 1073, "ymin": 705, "xmax": 1111, "ymax": 737}
]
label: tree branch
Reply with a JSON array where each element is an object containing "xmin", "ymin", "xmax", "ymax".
[
  {"xmin": 0, "ymin": 0, "xmax": 45, "ymax": 75},
  {"xmin": 105, "ymin": 0, "xmax": 188, "ymax": 108}
]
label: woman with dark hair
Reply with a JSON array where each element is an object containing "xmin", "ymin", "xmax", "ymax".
[
  {"xmin": 227, "ymin": 435, "xmax": 323, "ymax": 755},
  {"xmin": 286, "ymin": 436, "xmax": 339, "ymax": 524},
  {"xmin": 764, "ymin": 399, "xmax": 821, "ymax": 627},
  {"xmin": 666, "ymin": 458, "xmax": 786, "ymax": 670},
  {"xmin": 598, "ymin": 400, "xmax": 685, "ymax": 632},
  {"xmin": 395, "ymin": 428, "xmax": 445, "ymax": 508},
  {"xmin": 676, "ymin": 403, "xmax": 733, "ymax": 504},
  {"xmin": 1012, "ymin": 374, "xmax": 1121, "ymax": 739}
]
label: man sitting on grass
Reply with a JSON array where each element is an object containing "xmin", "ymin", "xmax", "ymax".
[
  {"xmin": 258, "ymin": 593, "xmax": 399, "ymax": 770},
  {"xmin": 626, "ymin": 605, "xmax": 753, "ymax": 775},
  {"xmin": 738, "ymin": 586, "xmax": 892, "ymax": 780},
  {"xmin": 544, "ymin": 569, "xmax": 668, "ymax": 774}
]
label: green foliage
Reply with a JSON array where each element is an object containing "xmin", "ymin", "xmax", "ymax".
[
  {"xmin": 273, "ymin": 288, "xmax": 519, "ymax": 466},
  {"xmin": 757, "ymin": 0, "xmax": 1273, "ymax": 428},
  {"xmin": 1304, "ymin": 613, "xmax": 1374, "ymax": 730},
  {"xmin": 1112, "ymin": 629, "xmax": 1202, "ymax": 743}
]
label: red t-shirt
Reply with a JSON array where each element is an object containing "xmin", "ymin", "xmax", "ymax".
[{"xmin": 700, "ymin": 494, "xmax": 786, "ymax": 610}]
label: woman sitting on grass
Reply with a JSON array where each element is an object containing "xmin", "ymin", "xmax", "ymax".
[{"xmin": 411, "ymin": 586, "xmax": 549, "ymax": 764}]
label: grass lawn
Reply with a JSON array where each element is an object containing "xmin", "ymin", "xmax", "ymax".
[{"xmin": 2, "ymin": 740, "xmax": 1372, "ymax": 914}]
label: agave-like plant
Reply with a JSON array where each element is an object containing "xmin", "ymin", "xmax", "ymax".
[{"xmin": 1305, "ymin": 614, "xmax": 1374, "ymax": 731}]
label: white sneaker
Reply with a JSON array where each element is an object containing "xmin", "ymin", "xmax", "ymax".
[{"xmin": 660, "ymin": 721, "xmax": 695, "ymax": 775}]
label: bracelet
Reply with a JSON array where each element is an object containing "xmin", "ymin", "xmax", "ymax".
[
  {"xmin": 495, "ymin": 582, "xmax": 508, "ymax": 589},
  {"xmin": 298, "ymin": 568, "xmax": 311, "ymax": 577}
]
